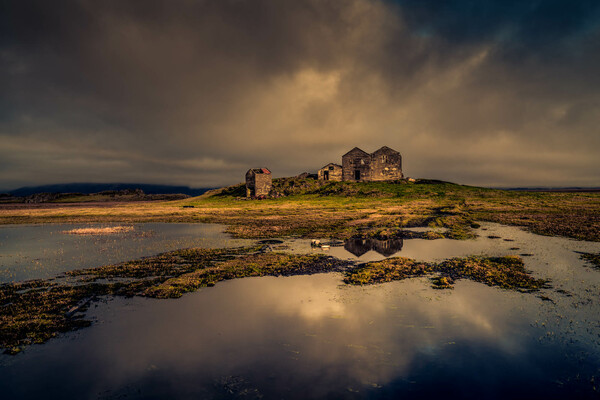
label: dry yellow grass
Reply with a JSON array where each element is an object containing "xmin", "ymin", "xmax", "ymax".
[
  {"xmin": 1, "ymin": 181, "xmax": 599, "ymax": 241},
  {"xmin": 62, "ymin": 226, "xmax": 135, "ymax": 235}
]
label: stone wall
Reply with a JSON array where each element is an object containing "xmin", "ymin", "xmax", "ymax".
[
  {"xmin": 245, "ymin": 169, "xmax": 273, "ymax": 197},
  {"xmin": 253, "ymin": 174, "xmax": 272, "ymax": 197},
  {"xmin": 370, "ymin": 146, "xmax": 403, "ymax": 181}
]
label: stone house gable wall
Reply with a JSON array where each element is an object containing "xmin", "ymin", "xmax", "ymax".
[
  {"xmin": 370, "ymin": 147, "xmax": 403, "ymax": 181},
  {"xmin": 342, "ymin": 148, "xmax": 371, "ymax": 182}
]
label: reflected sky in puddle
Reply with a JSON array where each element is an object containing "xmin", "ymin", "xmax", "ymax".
[
  {"xmin": 1, "ymin": 222, "xmax": 599, "ymax": 398},
  {"xmin": 1, "ymin": 273, "xmax": 598, "ymax": 399}
]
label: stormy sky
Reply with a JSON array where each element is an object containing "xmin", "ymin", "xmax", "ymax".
[{"xmin": 1, "ymin": 0, "xmax": 599, "ymax": 190}]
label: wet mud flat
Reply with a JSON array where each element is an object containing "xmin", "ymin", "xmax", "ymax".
[
  {"xmin": 1, "ymin": 271, "xmax": 599, "ymax": 399},
  {"xmin": 0, "ymin": 245, "xmax": 353, "ymax": 353},
  {"xmin": 1, "ymin": 221, "xmax": 599, "ymax": 399},
  {"xmin": 0, "ymin": 238, "xmax": 555, "ymax": 354}
]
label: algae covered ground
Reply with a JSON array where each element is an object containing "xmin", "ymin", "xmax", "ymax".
[
  {"xmin": 1, "ymin": 246, "xmax": 547, "ymax": 354},
  {"xmin": 1, "ymin": 178, "xmax": 599, "ymax": 242},
  {"xmin": 344, "ymin": 255, "xmax": 548, "ymax": 291},
  {"xmin": 580, "ymin": 252, "xmax": 600, "ymax": 270}
]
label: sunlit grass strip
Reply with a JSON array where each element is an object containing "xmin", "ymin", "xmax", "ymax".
[
  {"xmin": 62, "ymin": 226, "xmax": 134, "ymax": 235},
  {"xmin": 2, "ymin": 180, "xmax": 600, "ymax": 241}
]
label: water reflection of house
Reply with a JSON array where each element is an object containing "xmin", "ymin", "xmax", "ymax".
[
  {"xmin": 370, "ymin": 238, "xmax": 404, "ymax": 257},
  {"xmin": 344, "ymin": 237, "xmax": 371, "ymax": 257},
  {"xmin": 344, "ymin": 237, "xmax": 403, "ymax": 257}
]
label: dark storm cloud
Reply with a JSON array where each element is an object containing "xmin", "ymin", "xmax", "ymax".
[{"xmin": 1, "ymin": 0, "xmax": 599, "ymax": 189}]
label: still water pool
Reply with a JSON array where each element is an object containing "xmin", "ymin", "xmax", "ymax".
[
  {"xmin": 0, "ymin": 222, "xmax": 599, "ymax": 399},
  {"xmin": 0, "ymin": 223, "xmax": 252, "ymax": 282}
]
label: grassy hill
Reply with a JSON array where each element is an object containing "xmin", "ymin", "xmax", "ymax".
[
  {"xmin": 1, "ymin": 178, "xmax": 599, "ymax": 242},
  {"xmin": 184, "ymin": 178, "xmax": 600, "ymax": 241}
]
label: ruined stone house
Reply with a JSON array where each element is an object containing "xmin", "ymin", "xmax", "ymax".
[
  {"xmin": 245, "ymin": 168, "xmax": 272, "ymax": 198},
  {"xmin": 317, "ymin": 146, "xmax": 403, "ymax": 183},
  {"xmin": 342, "ymin": 147, "xmax": 372, "ymax": 181},
  {"xmin": 342, "ymin": 146, "xmax": 402, "ymax": 182},
  {"xmin": 317, "ymin": 163, "xmax": 342, "ymax": 182}
]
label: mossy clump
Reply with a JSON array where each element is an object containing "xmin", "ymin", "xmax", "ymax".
[
  {"xmin": 343, "ymin": 257, "xmax": 431, "ymax": 285},
  {"xmin": 436, "ymin": 256, "xmax": 548, "ymax": 292},
  {"xmin": 579, "ymin": 252, "xmax": 600, "ymax": 270},
  {"xmin": 431, "ymin": 276, "xmax": 454, "ymax": 289},
  {"xmin": 66, "ymin": 246, "xmax": 257, "ymax": 280},
  {"xmin": 144, "ymin": 252, "xmax": 351, "ymax": 298},
  {"xmin": 0, "ymin": 281, "xmax": 102, "ymax": 352},
  {"xmin": 344, "ymin": 255, "xmax": 547, "ymax": 292}
]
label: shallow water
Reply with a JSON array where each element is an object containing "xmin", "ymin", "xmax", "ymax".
[
  {"xmin": 1, "ymin": 222, "xmax": 599, "ymax": 399},
  {"xmin": 0, "ymin": 223, "xmax": 252, "ymax": 282}
]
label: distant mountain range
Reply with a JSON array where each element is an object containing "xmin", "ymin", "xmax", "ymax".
[
  {"xmin": 6, "ymin": 183, "xmax": 213, "ymax": 197},
  {"xmin": 499, "ymin": 187, "xmax": 600, "ymax": 192},
  {"xmin": 5, "ymin": 182, "xmax": 599, "ymax": 198}
]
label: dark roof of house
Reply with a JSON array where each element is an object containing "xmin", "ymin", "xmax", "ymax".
[
  {"xmin": 342, "ymin": 147, "xmax": 369, "ymax": 157},
  {"xmin": 372, "ymin": 146, "xmax": 399, "ymax": 155},
  {"xmin": 319, "ymin": 163, "xmax": 342, "ymax": 169},
  {"xmin": 247, "ymin": 168, "xmax": 272, "ymax": 175}
]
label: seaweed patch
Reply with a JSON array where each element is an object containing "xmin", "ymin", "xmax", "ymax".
[
  {"xmin": 579, "ymin": 252, "xmax": 600, "ymax": 270},
  {"xmin": 344, "ymin": 255, "xmax": 548, "ymax": 292}
]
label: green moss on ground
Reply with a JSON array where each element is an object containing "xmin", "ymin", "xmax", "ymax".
[
  {"xmin": 579, "ymin": 252, "xmax": 600, "ymax": 270},
  {"xmin": 144, "ymin": 252, "xmax": 350, "ymax": 298},
  {"xmin": 344, "ymin": 255, "xmax": 548, "ymax": 292}
]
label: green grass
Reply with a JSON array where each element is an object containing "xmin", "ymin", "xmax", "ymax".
[{"xmin": 2, "ymin": 179, "xmax": 599, "ymax": 241}]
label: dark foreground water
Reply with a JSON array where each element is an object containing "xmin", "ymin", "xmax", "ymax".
[{"xmin": 0, "ymin": 223, "xmax": 599, "ymax": 399}]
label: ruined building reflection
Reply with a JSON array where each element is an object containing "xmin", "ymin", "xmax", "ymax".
[{"xmin": 344, "ymin": 237, "xmax": 404, "ymax": 257}]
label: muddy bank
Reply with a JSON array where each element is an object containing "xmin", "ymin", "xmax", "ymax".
[{"xmin": 344, "ymin": 255, "xmax": 548, "ymax": 291}]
